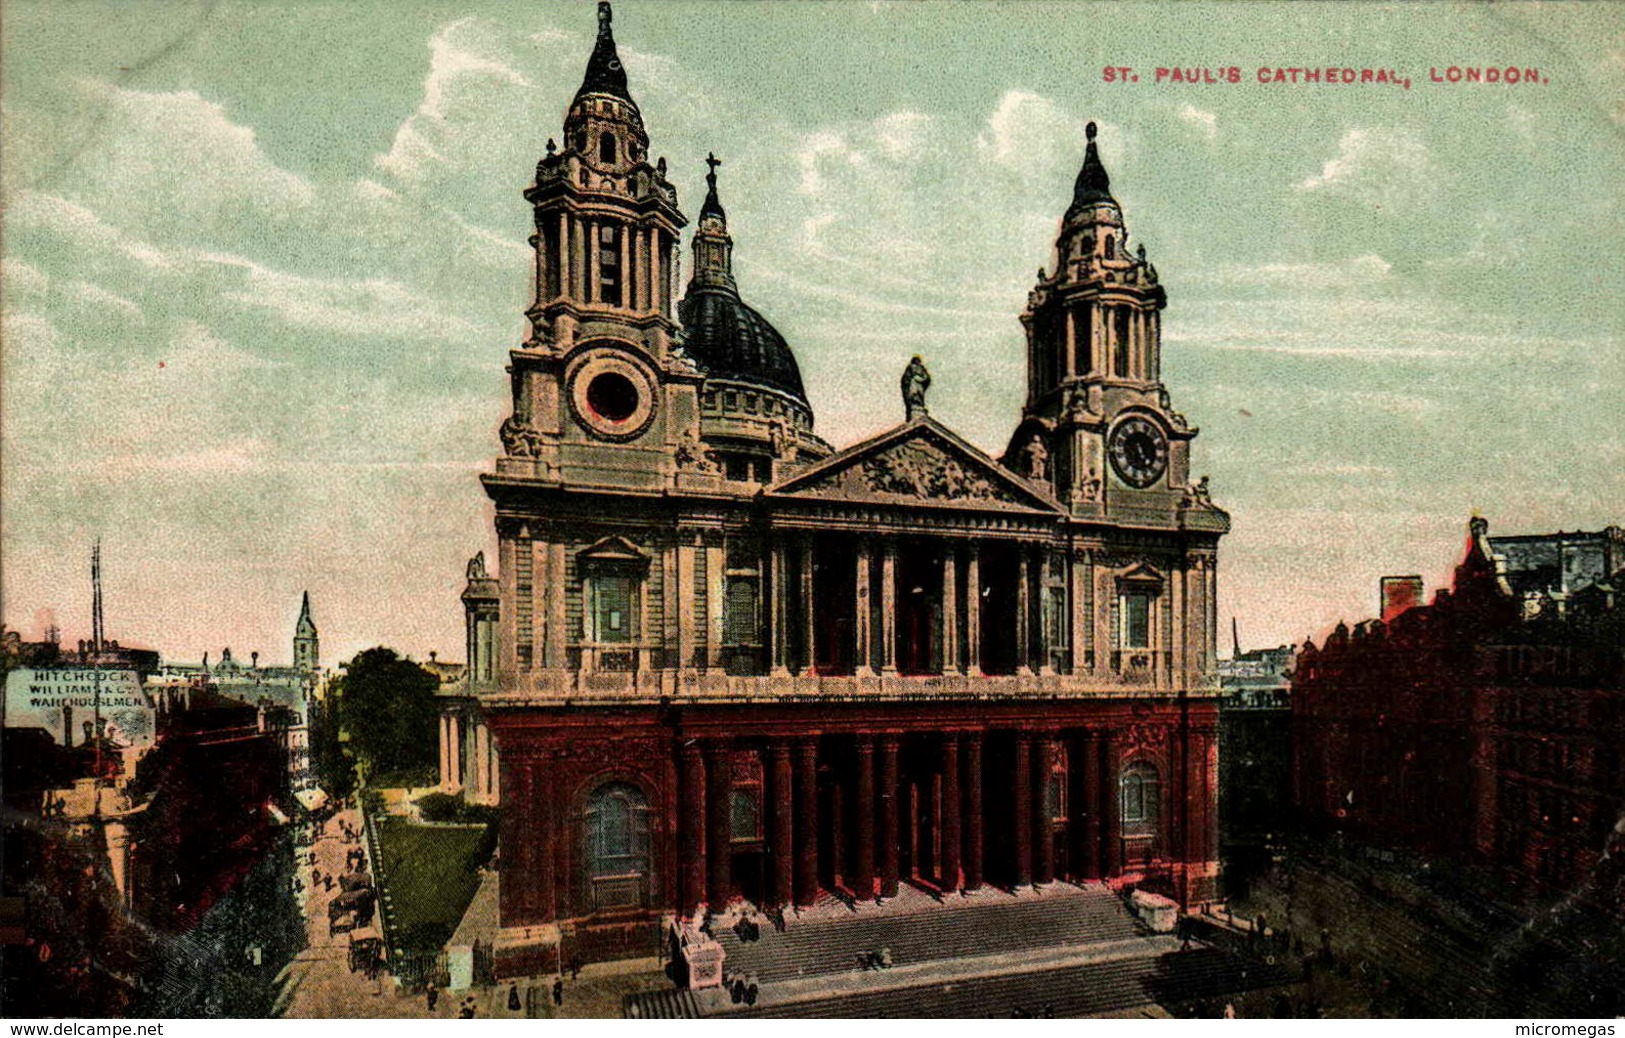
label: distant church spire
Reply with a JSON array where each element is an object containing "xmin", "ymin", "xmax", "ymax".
[{"xmin": 293, "ymin": 591, "xmax": 319, "ymax": 674}]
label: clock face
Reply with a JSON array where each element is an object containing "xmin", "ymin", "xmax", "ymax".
[{"xmin": 1108, "ymin": 416, "xmax": 1168, "ymax": 488}]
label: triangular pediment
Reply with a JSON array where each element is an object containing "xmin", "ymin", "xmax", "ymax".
[
  {"xmin": 769, "ymin": 417, "xmax": 1062, "ymax": 513},
  {"xmin": 579, "ymin": 535, "xmax": 648, "ymax": 564}
]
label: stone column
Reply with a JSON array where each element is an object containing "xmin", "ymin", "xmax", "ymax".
[
  {"xmin": 1100, "ymin": 731, "xmax": 1121, "ymax": 877},
  {"xmin": 799, "ymin": 537, "xmax": 816, "ymax": 674},
  {"xmin": 1037, "ymin": 551, "xmax": 1055, "ymax": 675},
  {"xmin": 1013, "ymin": 733, "xmax": 1033, "ymax": 887},
  {"xmin": 1082, "ymin": 732, "xmax": 1102, "ymax": 878},
  {"xmin": 1016, "ymin": 550, "xmax": 1033, "ymax": 675},
  {"xmin": 940, "ymin": 735, "xmax": 962, "ymax": 892},
  {"xmin": 1171, "ymin": 557, "xmax": 1187, "ymax": 689},
  {"xmin": 1064, "ymin": 310, "xmax": 1077, "ymax": 379},
  {"xmin": 705, "ymin": 539, "xmax": 725, "ymax": 670},
  {"xmin": 879, "ymin": 736, "xmax": 901, "ymax": 898},
  {"xmin": 854, "ymin": 736, "xmax": 877, "ymax": 900},
  {"xmin": 556, "ymin": 213, "xmax": 569, "ymax": 301},
  {"xmin": 706, "ymin": 741, "xmax": 733, "ymax": 907},
  {"xmin": 535, "ymin": 762, "xmax": 558, "ymax": 921},
  {"xmin": 964, "ymin": 544, "xmax": 981, "ymax": 675},
  {"xmin": 680, "ymin": 742, "xmax": 706, "ymax": 913},
  {"xmin": 770, "ymin": 544, "xmax": 790, "ymax": 676},
  {"xmin": 941, "ymin": 547, "xmax": 959, "ymax": 675},
  {"xmin": 619, "ymin": 223, "xmax": 631, "ymax": 308},
  {"xmin": 498, "ymin": 535, "xmax": 518, "ymax": 676},
  {"xmin": 879, "ymin": 542, "xmax": 898, "ymax": 675},
  {"xmin": 854, "ymin": 539, "xmax": 874, "ymax": 675},
  {"xmin": 793, "ymin": 739, "xmax": 819, "ymax": 906},
  {"xmin": 438, "ymin": 715, "xmax": 450, "ymax": 789},
  {"xmin": 677, "ymin": 538, "xmax": 697, "ymax": 673},
  {"xmin": 547, "ymin": 542, "xmax": 567, "ymax": 670},
  {"xmin": 475, "ymin": 723, "xmax": 491, "ymax": 800},
  {"xmin": 1034, "ymin": 733, "xmax": 1057, "ymax": 885},
  {"xmin": 963, "ymin": 732, "xmax": 985, "ymax": 890},
  {"xmin": 587, "ymin": 219, "xmax": 601, "ymax": 303},
  {"xmin": 1071, "ymin": 549, "xmax": 1092, "ymax": 675},
  {"xmin": 448, "ymin": 715, "xmax": 463, "ymax": 793},
  {"xmin": 770, "ymin": 742, "xmax": 794, "ymax": 907}
]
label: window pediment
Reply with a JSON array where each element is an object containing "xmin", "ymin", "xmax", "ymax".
[{"xmin": 578, "ymin": 535, "xmax": 649, "ymax": 571}]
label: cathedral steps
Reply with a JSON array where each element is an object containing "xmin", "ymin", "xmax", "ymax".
[
  {"xmin": 710, "ymin": 883, "xmax": 1149, "ymax": 985},
  {"xmin": 724, "ymin": 948, "xmax": 1291, "ymax": 1019}
]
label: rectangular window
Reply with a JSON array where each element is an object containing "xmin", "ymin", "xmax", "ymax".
[
  {"xmin": 1114, "ymin": 308, "xmax": 1131, "ymax": 376},
  {"xmin": 725, "ymin": 577, "xmax": 759, "ymax": 645},
  {"xmin": 1121, "ymin": 590, "xmax": 1152, "ymax": 649},
  {"xmin": 592, "ymin": 575, "xmax": 634, "ymax": 643},
  {"xmin": 598, "ymin": 224, "xmax": 621, "ymax": 306}
]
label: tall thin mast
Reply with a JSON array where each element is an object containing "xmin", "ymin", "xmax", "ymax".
[{"xmin": 92, "ymin": 539, "xmax": 104, "ymax": 785}]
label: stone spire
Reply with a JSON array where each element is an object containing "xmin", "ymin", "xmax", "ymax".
[
  {"xmin": 575, "ymin": 1, "xmax": 632, "ymax": 104},
  {"xmin": 1067, "ymin": 121, "xmax": 1116, "ymax": 216}
]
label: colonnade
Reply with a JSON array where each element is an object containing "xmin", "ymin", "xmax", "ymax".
[
  {"xmin": 675, "ymin": 728, "xmax": 1138, "ymax": 914},
  {"xmin": 439, "ymin": 711, "xmax": 499, "ymax": 804},
  {"xmin": 537, "ymin": 210, "xmax": 680, "ymax": 318},
  {"xmin": 765, "ymin": 537, "xmax": 1062, "ymax": 678}
]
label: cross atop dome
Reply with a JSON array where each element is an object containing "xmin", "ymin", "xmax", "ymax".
[{"xmin": 701, "ymin": 152, "xmax": 726, "ymax": 222}]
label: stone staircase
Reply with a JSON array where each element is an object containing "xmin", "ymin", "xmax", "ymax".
[
  {"xmin": 735, "ymin": 947, "xmax": 1290, "ymax": 1018},
  {"xmin": 625, "ymin": 884, "xmax": 1300, "ymax": 1018},
  {"xmin": 711, "ymin": 884, "xmax": 1149, "ymax": 984}
]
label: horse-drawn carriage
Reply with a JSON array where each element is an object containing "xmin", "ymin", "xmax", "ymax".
[{"xmin": 327, "ymin": 881, "xmax": 375, "ymax": 936}]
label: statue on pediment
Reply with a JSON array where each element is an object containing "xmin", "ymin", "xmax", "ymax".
[
  {"xmin": 1021, "ymin": 433, "xmax": 1049, "ymax": 481},
  {"xmin": 467, "ymin": 552, "xmax": 488, "ymax": 581},
  {"xmin": 901, "ymin": 355, "xmax": 931, "ymax": 421}
]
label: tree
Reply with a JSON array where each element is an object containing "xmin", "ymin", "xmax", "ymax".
[{"xmin": 328, "ymin": 648, "xmax": 439, "ymax": 786}]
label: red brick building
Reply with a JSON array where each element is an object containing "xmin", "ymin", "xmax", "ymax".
[
  {"xmin": 1293, "ymin": 517, "xmax": 1625, "ymax": 905},
  {"xmin": 454, "ymin": 3, "xmax": 1229, "ymax": 969}
]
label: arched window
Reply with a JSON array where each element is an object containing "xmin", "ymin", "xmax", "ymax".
[
  {"xmin": 586, "ymin": 782, "xmax": 651, "ymax": 910},
  {"xmin": 1120, "ymin": 762, "xmax": 1159, "ymax": 835},
  {"xmin": 599, "ymin": 132, "xmax": 617, "ymax": 164},
  {"xmin": 729, "ymin": 789, "xmax": 761, "ymax": 842}
]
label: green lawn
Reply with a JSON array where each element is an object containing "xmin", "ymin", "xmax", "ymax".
[{"xmin": 374, "ymin": 817, "xmax": 492, "ymax": 952}]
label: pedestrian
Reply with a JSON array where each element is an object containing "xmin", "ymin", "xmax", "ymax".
[
  {"xmin": 568, "ymin": 955, "xmax": 581, "ymax": 981},
  {"xmin": 507, "ymin": 983, "xmax": 520, "ymax": 1012},
  {"xmin": 744, "ymin": 976, "xmax": 758, "ymax": 1007},
  {"xmin": 426, "ymin": 986, "xmax": 439, "ymax": 1013},
  {"xmin": 552, "ymin": 976, "xmax": 564, "ymax": 1007}
]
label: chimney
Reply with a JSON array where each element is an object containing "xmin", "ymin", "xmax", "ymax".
[{"xmin": 1381, "ymin": 575, "xmax": 1425, "ymax": 622}]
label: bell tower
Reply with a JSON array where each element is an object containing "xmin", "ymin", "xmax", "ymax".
[
  {"xmin": 1010, "ymin": 122, "xmax": 1211, "ymax": 525},
  {"xmin": 497, "ymin": 1, "xmax": 700, "ymax": 491}
]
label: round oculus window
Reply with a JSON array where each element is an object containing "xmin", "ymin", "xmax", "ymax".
[{"xmin": 586, "ymin": 371, "xmax": 639, "ymax": 424}]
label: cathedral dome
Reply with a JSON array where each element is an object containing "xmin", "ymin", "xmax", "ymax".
[
  {"xmin": 679, "ymin": 288, "xmax": 807, "ymax": 402},
  {"xmin": 677, "ymin": 154, "xmax": 808, "ymax": 406}
]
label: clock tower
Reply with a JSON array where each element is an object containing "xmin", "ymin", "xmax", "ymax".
[{"xmin": 1008, "ymin": 123, "xmax": 1208, "ymax": 529}]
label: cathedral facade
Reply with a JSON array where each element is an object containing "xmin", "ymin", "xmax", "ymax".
[{"xmin": 455, "ymin": 3, "xmax": 1228, "ymax": 970}]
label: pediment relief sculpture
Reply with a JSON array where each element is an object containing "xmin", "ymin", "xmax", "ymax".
[{"xmin": 798, "ymin": 436, "xmax": 1024, "ymax": 505}]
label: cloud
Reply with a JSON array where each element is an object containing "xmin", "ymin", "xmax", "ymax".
[
  {"xmin": 1296, "ymin": 127, "xmax": 1437, "ymax": 207},
  {"xmin": 68, "ymin": 83, "xmax": 315, "ymax": 228},
  {"xmin": 376, "ymin": 19, "xmax": 534, "ymax": 183},
  {"xmin": 1177, "ymin": 104, "xmax": 1218, "ymax": 140},
  {"xmin": 976, "ymin": 90, "xmax": 1080, "ymax": 169},
  {"xmin": 1185, "ymin": 254, "xmax": 1394, "ymax": 292}
]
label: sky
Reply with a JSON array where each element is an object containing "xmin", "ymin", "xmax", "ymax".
[{"xmin": 3, "ymin": 1, "xmax": 1622, "ymax": 666}]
